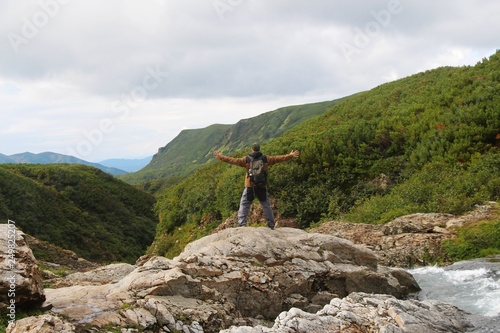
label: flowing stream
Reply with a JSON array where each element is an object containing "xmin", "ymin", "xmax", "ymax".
[{"xmin": 408, "ymin": 255, "xmax": 500, "ymax": 332}]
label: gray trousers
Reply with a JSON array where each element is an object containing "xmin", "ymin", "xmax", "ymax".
[{"xmin": 237, "ymin": 187, "xmax": 275, "ymax": 228}]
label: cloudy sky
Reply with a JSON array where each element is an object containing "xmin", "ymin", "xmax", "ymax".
[{"xmin": 1, "ymin": 0, "xmax": 498, "ymax": 161}]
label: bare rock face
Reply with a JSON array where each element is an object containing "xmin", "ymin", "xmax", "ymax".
[
  {"xmin": 174, "ymin": 227, "xmax": 419, "ymax": 311},
  {"xmin": 58, "ymin": 262, "xmax": 135, "ymax": 287},
  {"xmin": 0, "ymin": 224, "xmax": 45, "ymax": 311},
  {"xmin": 45, "ymin": 227, "xmax": 419, "ymax": 332}
]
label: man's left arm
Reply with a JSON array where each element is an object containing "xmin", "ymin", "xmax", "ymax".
[{"xmin": 267, "ymin": 150, "xmax": 300, "ymax": 166}]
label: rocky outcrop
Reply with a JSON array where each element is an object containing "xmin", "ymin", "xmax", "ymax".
[
  {"xmin": 42, "ymin": 227, "xmax": 420, "ymax": 332},
  {"xmin": 221, "ymin": 292, "xmax": 473, "ymax": 333},
  {"xmin": 5, "ymin": 224, "xmax": 492, "ymax": 333},
  {"xmin": 310, "ymin": 203, "xmax": 497, "ymax": 267},
  {"xmin": 5, "ymin": 205, "xmax": 498, "ymax": 332},
  {"xmin": 0, "ymin": 224, "xmax": 45, "ymax": 311}
]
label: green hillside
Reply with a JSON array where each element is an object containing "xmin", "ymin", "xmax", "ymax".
[
  {"xmin": 0, "ymin": 164, "xmax": 157, "ymax": 263},
  {"xmin": 150, "ymin": 51, "xmax": 500, "ymax": 258},
  {"xmin": 120, "ymin": 99, "xmax": 351, "ymax": 187}
]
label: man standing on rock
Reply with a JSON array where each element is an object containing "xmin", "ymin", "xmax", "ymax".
[{"xmin": 213, "ymin": 144, "xmax": 299, "ymax": 229}]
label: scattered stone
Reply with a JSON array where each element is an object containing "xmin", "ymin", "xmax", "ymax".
[
  {"xmin": 6, "ymin": 314, "xmax": 75, "ymax": 333},
  {"xmin": 220, "ymin": 292, "xmax": 473, "ymax": 333}
]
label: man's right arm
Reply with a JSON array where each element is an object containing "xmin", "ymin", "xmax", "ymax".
[{"xmin": 213, "ymin": 151, "xmax": 247, "ymax": 167}]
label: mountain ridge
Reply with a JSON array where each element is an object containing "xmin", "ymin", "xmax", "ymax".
[
  {"xmin": 0, "ymin": 153, "xmax": 15, "ymax": 163},
  {"xmin": 98, "ymin": 156, "xmax": 152, "ymax": 173},
  {"xmin": 119, "ymin": 98, "xmax": 356, "ymax": 185},
  {"xmin": 1, "ymin": 151, "xmax": 128, "ymax": 175}
]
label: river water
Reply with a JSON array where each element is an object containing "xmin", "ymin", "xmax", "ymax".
[{"xmin": 408, "ymin": 255, "xmax": 500, "ymax": 332}]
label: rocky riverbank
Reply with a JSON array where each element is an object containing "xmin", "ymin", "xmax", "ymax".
[{"xmin": 309, "ymin": 203, "xmax": 497, "ymax": 267}]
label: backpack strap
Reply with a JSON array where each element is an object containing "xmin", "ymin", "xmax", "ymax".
[
  {"xmin": 246, "ymin": 155, "xmax": 255, "ymax": 193},
  {"xmin": 246, "ymin": 155, "xmax": 253, "ymax": 169}
]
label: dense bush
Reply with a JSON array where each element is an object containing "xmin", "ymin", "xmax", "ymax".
[{"xmin": 347, "ymin": 153, "xmax": 500, "ymax": 224}]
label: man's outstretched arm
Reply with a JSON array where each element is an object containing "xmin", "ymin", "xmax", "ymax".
[
  {"xmin": 213, "ymin": 151, "xmax": 247, "ymax": 167},
  {"xmin": 267, "ymin": 150, "xmax": 300, "ymax": 165}
]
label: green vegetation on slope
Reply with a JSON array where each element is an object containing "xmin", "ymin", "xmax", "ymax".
[
  {"xmin": 0, "ymin": 164, "xmax": 157, "ymax": 263},
  {"xmin": 442, "ymin": 206, "xmax": 500, "ymax": 260},
  {"xmin": 271, "ymin": 53, "xmax": 500, "ymax": 225},
  {"xmin": 150, "ymin": 51, "xmax": 500, "ymax": 258},
  {"xmin": 120, "ymin": 99, "xmax": 350, "ymax": 188}
]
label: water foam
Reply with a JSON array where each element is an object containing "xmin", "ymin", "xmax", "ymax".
[{"xmin": 409, "ymin": 259, "xmax": 500, "ymax": 317}]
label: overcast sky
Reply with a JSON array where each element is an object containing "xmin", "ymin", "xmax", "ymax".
[{"xmin": 1, "ymin": 0, "xmax": 498, "ymax": 161}]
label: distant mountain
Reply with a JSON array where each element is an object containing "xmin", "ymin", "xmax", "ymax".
[
  {"xmin": 98, "ymin": 156, "xmax": 152, "ymax": 173},
  {"xmin": 2, "ymin": 152, "xmax": 127, "ymax": 175},
  {"xmin": 120, "ymin": 98, "xmax": 354, "ymax": 185},
  {"xmin": 0, "ymin": 153, "xmax": 15, "ymax": 163}
]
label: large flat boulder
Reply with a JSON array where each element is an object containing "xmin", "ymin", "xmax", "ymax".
[{"xmin": 46, "ymin": 227, "xmax": 420, "ymax": 332}]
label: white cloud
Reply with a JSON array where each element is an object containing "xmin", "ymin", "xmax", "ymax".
[{"xmin": 0, "ymin": 0, "xmax": 499, "ymax": 161}]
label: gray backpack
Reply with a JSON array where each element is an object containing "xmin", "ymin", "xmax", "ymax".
[{"xmin": 247, "ymin": 156, "xmax": 267, "ymax": 187}]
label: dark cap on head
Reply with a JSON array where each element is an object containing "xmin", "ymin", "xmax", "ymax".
[{"xmin": 252, "ymin": 143, "xmax": 260, "ymax": 151}]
